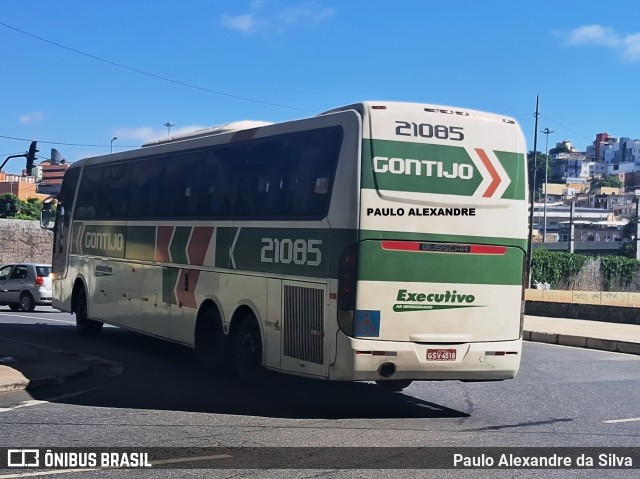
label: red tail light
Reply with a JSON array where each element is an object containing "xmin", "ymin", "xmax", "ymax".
[
  {"xmin": 337, "ymin": 244, "xmax": 359, "ymax": 336},
  {"xmin": 338, "ymin": 244, "xmax": 358, "ymax": 311},
  {"xmin": 35, "ymin": 276, "xmax": 44, "ymax": 286}
]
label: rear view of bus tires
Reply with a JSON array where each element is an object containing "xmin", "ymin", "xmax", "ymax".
[
  {"xmin": 74, "ymin": 286, "xmax": 103, "ymax": 337},
  {"xmin": 232, "ymin": 314, "xmax": 265, "ymax": 385},
  {"xmin": 195, "ymin": 304, "xmax": 226, "ymax": 372},
  {"xmin": 374, "ymin": 379, "xmax": 413, "ymax": 392}
]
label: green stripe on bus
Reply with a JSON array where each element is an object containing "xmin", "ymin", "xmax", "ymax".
[
  {"xmin": 170, "ymin": 227, "xmax": 191, "ymax": 265},
  {"xmin": 125, "ymin": 226, "xmax": 155, "ymax": 261},
  {"xmin": 358, "ymin": 241, "xmax": 524, "ymax": 285},
  {"xmin": 495, "ymin": 151, "xmax": 526, "ymax": 200},
  {"xmin": 162, "ymin": 267, "xmax": 179, "ymax": 305},
  {"xmin": 361, "ymin": 139, "xmax": 525, "ymax": 200}
]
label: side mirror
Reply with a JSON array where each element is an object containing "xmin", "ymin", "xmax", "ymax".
[{"xmin": 40, "ymin": 197, "xmax": 59, "ymax": 230}]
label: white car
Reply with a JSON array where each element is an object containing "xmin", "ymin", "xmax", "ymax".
[{"xmin": 0, "ymin": 263, "xmax": 53, "ymax": 311}]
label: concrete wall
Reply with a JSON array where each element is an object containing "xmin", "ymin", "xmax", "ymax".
[
  {"xmin": 525, "ymin": 301, "xmax": 640, "ymax": 326},
  {"xmin": 0, "ymin": 219, "xmax": 53, "ymax": 265}
]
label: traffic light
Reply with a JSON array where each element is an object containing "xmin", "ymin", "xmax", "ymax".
[{"xmin": 25, "ymin": 141, "xmax": 39, "ymax": 176}]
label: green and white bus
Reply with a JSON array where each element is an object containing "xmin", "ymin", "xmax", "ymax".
[{"xmin": 42, "ymin": 101, "xmax": 528, "ymax": 391}]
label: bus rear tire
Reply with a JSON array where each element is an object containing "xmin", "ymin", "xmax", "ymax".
[
  {"xmin": 232, "ymin": 315, "xmax": 265, "ymax": 385},
  {"xmin": 195, "ymin": 305, "xmax": 226, "ymax": 371},
  {"xmin": 74, "ymin": 287, "xmax": 103, "ymax": 337},
  {"xmin": 375, "ymin": 379, "xmax": 413, "ymax": 392}
]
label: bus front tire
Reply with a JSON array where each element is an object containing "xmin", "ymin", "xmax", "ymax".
[
  {"xmin": 233, "ymin": 316, "xmax": 265, "ymax": 385},
  {"xmin": 74, "ymin": 288, "xmax": 103, "ymax": 337},
  {"xmin": 374, "ymin": 379, "xmax": 413, "ymax": 392}
]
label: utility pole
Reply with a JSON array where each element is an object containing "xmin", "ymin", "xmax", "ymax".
[
  {"xmin": 541, "ymin": 128, "xmax": 553, "ymax": 242},
  {"xmin": 526, "ymin": 96, "xmax": 540, "ymax": 288}
]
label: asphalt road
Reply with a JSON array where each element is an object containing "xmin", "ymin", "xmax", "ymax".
[{"xmin": 1, "ymin": 307, "xmax": 639, "ymax": 478}]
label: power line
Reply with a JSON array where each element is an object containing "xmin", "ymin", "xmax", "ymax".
[
  {"xmin": 0, "ymin": 134, "xmax": 137, "ymax": 149},
  {"xmin": 0, "ymin": 21, "xmax": 316, "ymax": 113},
  {"xmin": 539, "ymin": 113, "xmax": 592, "ymax": 142}
]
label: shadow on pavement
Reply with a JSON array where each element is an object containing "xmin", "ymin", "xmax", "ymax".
[{"xmin": 1, "ymin": 321, "xmax": 469, "ymax": 420}]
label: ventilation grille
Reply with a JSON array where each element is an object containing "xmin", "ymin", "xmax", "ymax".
[{"xmin": 283, "ymin": 285, "xmax": 324, "ymax": 365}]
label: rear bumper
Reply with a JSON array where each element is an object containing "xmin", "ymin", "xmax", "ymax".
[
  {"xmin": 34, "ymin": 288, "xmax": 53, "ymax": 305},
  {"xmin": 329, "ymin": 331, "xmax": 522, "ymax": 381}
]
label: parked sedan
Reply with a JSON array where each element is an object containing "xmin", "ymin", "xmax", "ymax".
[{"xmin": 0, "ymin": 263, "xmax": 53, "ymax": 312}]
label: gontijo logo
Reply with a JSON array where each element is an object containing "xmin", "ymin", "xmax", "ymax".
[
  {"xmin": 373, "ymin": 148, "xmax": 510, "ymax": 199},
  {"xmin": 393, "ymin": 288, "xmax": 481, "ymax": 312}
]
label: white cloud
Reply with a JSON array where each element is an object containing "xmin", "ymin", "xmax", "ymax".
[
  {"xmin": 113, "ymin": 125, "xmax": 207, "ymax": 144},
  {"xmin": 220, "ymin": 13, "xmax": 267, "ymax": 35},
  {"xmin": 564, "ymin": 24, "xmax": 640, "ymax": 62},
  {"xmin": 220, "ymin": 1, "xmax": 334, "ymax": 36},
  {"xmin": 19, "ymin": 112, "xmax": 44, "ymax": 124}
]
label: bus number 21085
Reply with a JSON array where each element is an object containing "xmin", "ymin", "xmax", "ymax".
[{"xmin": 260, "ymin": 238, "xmax": 322, "ymax": 266}]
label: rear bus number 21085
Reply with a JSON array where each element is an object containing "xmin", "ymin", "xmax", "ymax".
[
  {"xmin": 261, "ymin": 238, "xmax": 322, "ymax": 266},
  {"xmin": 395, "ymin": 121, "xmax": 464, "ymax": 141}
]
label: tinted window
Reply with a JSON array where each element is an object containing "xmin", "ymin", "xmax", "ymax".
[
  {"xmin": 73, "ymin": 125, "xmax": 342, "ymax": 221},
  {"xmin": 10, "ymin": 265, "xmax": 28, "ymax": 280},
  {"xmin": 36, "ymin": 266, "xmax": 51, "ymax": 276}
]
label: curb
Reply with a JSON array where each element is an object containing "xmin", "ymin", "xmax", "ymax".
[
  {"xmin": 524, "ymin": 330, "xmax": 640, "ymax": 356},
  {"xmin": 0, "ymin": 338, "xmax": 122, "ymax": 393},
  {"xmin": 0, "ymin": 365, "xmax": 30, "ymax": 392}
]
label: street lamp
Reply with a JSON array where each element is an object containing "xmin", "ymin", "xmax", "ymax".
[
  {"xmin": 110, "ymin": 137, "xmax": 117, "ymax": 153},
  {"xmin": 164, "ymin": 122, "xmax": 174, "ymax": 136},
  {"xmin": 541, "ymin": 128, "xmax": 553, "ymax": 242},
  {"xmin": 635, "ymin": 189, "xmax": 640, "ymax": 260}
]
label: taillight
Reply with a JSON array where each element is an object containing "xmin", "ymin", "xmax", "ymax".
[
  {"xmin": 337, "ymin": 243, "xmax": 359, "ymax": 336},
  {"xmin": 35, "ymin": 276, "xmax": 44, "ymax": 286}
]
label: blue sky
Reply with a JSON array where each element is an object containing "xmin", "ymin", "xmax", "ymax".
[{"xmin": 2, "ymin": 0, "xmax": 640, "ymax": 174}]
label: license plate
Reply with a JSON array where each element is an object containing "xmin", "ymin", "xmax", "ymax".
[{"xmin": 426, "ymin": 349, "xmax": 456, "ymax": 361}]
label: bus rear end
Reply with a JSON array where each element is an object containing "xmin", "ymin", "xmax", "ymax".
[{"xmin": 332, "ymin": 102, "xmax": 527, "ymax": 383}]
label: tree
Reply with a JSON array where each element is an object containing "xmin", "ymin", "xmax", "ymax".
[
  {"xmin": 0, "ymin": 193, "xmax": 20, "ymax": 218},
  {"xmin": 527, "ymin": 151, "xmax": 552, "ymax": 193},
  {"xmin": 619, "ymin": 215, "xmax": 638, "ymax": 258},
  {"xmin": 592, "ymin": 176, "xmax": 623, "ymax": 189}
]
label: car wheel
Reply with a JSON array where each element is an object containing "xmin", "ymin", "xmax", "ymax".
[
  {"xmin": 8, "ymin": 304, "xmax": 21, "ymax": 312},
  {"xmin": 75, "ymin": 287, "xmax": 103, "ymax": 337},
  {"xmin": 19, "ymin": 293, "xmax": 36, "ymax": 312}
]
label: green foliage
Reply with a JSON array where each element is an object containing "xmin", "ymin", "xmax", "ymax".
[
  {"xmin": 592, "ymin": 176, "xmax": 623, "ymax": 188},
  {"xmin": 527, "ymin": 151, "xmax": 552, "ymax": 191},
  {"xmin": 0, "ymin": 193, "xmax": 20, "ymax": 217},
  {"xmin": 0, "ymin": 194, "xmax": 42, "ymax": 220},
  {"xmin": 600, "ymin": 256, "xmax": 640, "ymax": 290},
  {"xmin": 530, "ymin": 248, "xmax": 589, "ymax": 288}
]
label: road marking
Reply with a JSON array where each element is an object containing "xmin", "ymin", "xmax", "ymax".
[
  {"xmin": 0, "ymin": 454, "xmax": 233, "ymax": 478},
  {"xmin": 0, "ymin": 400, "xmax": 47, "ymax": 413},
  {"xmin": 604, "ymin": 417, "xmax": 640, "ymax": 424},
  {"xmin": 0, "ymin": 313, "xmax": 74, "ymax": 324}
]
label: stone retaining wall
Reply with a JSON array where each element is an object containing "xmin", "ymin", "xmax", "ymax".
[{"xmin": 0, "ymin": 219, "xmax": 53, "ymax": 265}]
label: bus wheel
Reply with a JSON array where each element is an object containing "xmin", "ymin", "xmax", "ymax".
[
  {"xmin": 233, "ymin": 316, "xmax": 264, "ymax": 384},
  {"xmin": 374, "ymin": 379, "xmax": 413, "ymax": 392},
  {"xmin": 195, "ymin": 305, "xmax": 226, "ymax": 371},
  {"xmin": 74, "ymin": 287, "xmax": 103, "ymax": 337}
]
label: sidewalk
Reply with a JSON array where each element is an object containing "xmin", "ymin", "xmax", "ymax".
[
  {"xmin": 523, "ymin": 315, "xmax": 640, "ymax": 355},
  {"xmin": 2, "ymin": 316, "xmax": 640, "ymax": 392},
  {"xmin": 0, "ymin": 338, "xmax": 121, "ymax": 393}
]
